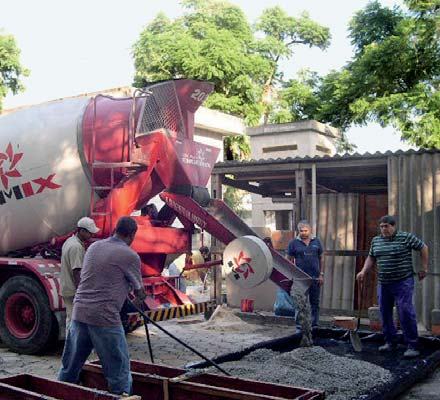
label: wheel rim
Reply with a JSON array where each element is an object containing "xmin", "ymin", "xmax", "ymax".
[{"xmin": 5, "ymin": 293, "xmax": 38, "ymax": 339}]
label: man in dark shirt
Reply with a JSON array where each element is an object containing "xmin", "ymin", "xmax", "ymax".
[
  {"xmin": 357, "ymin": 215, "xmax": 429, "ymax": 358},
  {"xmin": 287, "ymin": 220, "xmax": 324, "ymax": 327},
  {"xmin": 58, "ymin": 216, "xmax": 146, "ymax": 395}
]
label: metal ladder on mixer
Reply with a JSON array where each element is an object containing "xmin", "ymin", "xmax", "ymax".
[{"xmin": 89, "ymin": 94, "xmax": 146, "ymax": 232}]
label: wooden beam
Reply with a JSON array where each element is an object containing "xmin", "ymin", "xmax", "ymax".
[
  {"xmin": 212, "ymin": 157, "xmax": 388, "ymax": 174},
  {"xmin": 295, "ymin": 169, "xmax": 307, "ymax": 223},
  {"xmin": 222, "ymin": 177, "xmax": 268, "ymax": 196},
  {"xmin": 210, "ymin": 174, "xmax": 222, "ymax": 306},
  {"xmin": 311, "ymin": 163, "xmax": 317, "ymax": 236}
]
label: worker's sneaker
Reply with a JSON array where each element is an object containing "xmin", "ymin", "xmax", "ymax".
[
  {"xmin": 378, "ymin": 342, "xmax": 397, "ymax": 352},
  {"xmin": 404, "ymin": 347, "xmax": 420, "ymax": 358}
]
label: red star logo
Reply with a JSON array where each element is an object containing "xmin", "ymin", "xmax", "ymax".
[
  {"xmin": 0, "ymin": 143, "xmax": 23, "ymax": 190},
  {"xmin": 232, "ymin": 251, "xmax": 254, "ymax": 279}
]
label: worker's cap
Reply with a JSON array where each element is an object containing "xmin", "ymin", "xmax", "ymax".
[{"xmin": 77, "ymin": 217, "xmax": 100, "ymax": 234}]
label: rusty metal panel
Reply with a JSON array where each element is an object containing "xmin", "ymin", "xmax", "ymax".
[
  {"xmin": 0, "ymin": 374, "xmax": 119, "ymax": 399},
  {"xmin": 388, "ymin": 152, "xmax": 440, "ymax": 328},
  {"xmin": 312, "ymin": 193, "xmax": 359, "ymax": 311},
  {"xmin": 81, "ymin": 361, "xmax": 325, "ymax": 400},
  {"xmin": 356, "ymin": 194, "xmax": 388, "ymax": 311}
]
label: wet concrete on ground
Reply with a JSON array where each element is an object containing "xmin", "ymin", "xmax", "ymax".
[{"xmin": 0, "ymin": 307, "xmax": 439, "ymax": 399}]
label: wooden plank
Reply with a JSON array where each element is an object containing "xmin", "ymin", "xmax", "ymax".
[
  {"xmin": 295, "ymin": 169, "xmax": 307, "ymax": 222},
  {"xmin": 324, "ymin": 250, "xmax": 369, "ymax": 257},
  {"xmin": 211, "ymin": 174, "xmax": 223, "ymax": 306},
  {"xmin": 81, "ymin": 362, "xmax": 324, "ymax": 400},
  {"xmin": 185, "ymin": 374, "xmax": 323, "ymax": 399},
  {"xmin": 173, "ymin": 381, "xmax": 322, "ymax": 400},
  {"xmin": 0, "ymin": 376, "xmax": 119, "ymax": 400},
  {"xmin": 0, "ymin": 383, "xmax": 55, "ymax": 399},
  {"xmin": 222, "ymin": 177, "xmax": 268, "ymax": 196}
]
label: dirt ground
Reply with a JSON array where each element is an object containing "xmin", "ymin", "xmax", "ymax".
[{"xmin": 0, "ymin": 307, "xmax": 439, "ymax": 399}]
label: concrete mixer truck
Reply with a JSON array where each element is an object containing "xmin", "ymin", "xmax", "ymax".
[{"xmin": 0, "ymin": 79, "xmax": 312, "ymax": 354}]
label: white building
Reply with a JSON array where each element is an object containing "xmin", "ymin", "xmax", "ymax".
[{"xmin": 248, "ymin": 120, "xmax": 340, "ymax": 232}]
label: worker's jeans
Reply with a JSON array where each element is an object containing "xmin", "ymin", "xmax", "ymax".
[
  {"xmin": 378, "ymin": 275, "xmax": 418, "ymax": 348},
  {"xmin": 58, "ymin": 320, "xmax": 132, "ymax": 395},
  {"xmin": 296, "ymin": 280, "xmax": 321, "ymax": 327}
]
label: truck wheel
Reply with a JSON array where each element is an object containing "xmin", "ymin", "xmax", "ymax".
[{"xmin": 0, "ymin": 276, "xmax": 54, "ymax": 354}]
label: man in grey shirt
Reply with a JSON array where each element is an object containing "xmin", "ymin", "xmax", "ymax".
[{"xmin": 58, "ymin": 216, "xmax": 146, "ymax": 395}]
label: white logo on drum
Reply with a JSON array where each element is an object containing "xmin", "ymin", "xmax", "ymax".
[{"xmin": 0, "ymin": 142, "xmax": 62, "ymax": 206}]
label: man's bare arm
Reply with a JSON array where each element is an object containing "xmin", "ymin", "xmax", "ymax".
[
  {"xmin": 73, "ymin": 269, "xmax": 81, "ymax": 288},
  {"xmin": 356, "ymin": 256, "xmax": 375, "ymax": 282},
  {"xmin": 418, "ymin": 245, "xmax": 429, "ymax": 280}
]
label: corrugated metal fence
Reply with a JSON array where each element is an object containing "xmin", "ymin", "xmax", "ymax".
[
  {"xmin": 311, "ymin": 193, "xmax": 359, "ymax": 311},
  {"xmin": 388, "ymin": 152, "xmax": 440, "ymax": 328}
]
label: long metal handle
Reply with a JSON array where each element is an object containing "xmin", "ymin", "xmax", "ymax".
[
  {"xmin": 127, "ymin": 298, "xmax": 230, "ymax": 376},
  {"xmin": 357, "ymin": 281, "xmax": 363, "ymax": 330}
]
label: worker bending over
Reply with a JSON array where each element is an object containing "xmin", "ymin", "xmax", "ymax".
[{"xmin": 58, "ymin": 216, "xmax": 146, "ymax": 395}]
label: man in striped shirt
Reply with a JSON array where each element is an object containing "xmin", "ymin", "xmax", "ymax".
[{"xmin": 356, "ymin": 215, "xmax": 429, "ymax": 358}]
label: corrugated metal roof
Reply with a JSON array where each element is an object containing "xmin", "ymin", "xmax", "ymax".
[{"xmin": 214, "ymin": 148, "xmax": 440, "ymax": 167}]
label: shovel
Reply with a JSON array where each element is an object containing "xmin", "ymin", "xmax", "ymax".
[{"xmin": 349, "ymin": 281, "xmax": 363, "ymax": 352}]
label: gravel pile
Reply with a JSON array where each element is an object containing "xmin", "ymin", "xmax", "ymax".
[
  {"xmin": 199, "ymin": 305, "xmax": 257, "ymax": 332},
  {"xmin": 209, "ymin": 346, "xmax": 392, "ymax": 400}
]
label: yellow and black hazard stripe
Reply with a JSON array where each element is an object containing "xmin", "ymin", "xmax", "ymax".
[{"xmin": 145, "ymin": 301, "xmax": 215, "ymax": 322}]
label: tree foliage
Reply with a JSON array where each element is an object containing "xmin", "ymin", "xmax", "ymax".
[
  {"xmin": 0, "ymin": 31, "xmax": 29, "ymax": 112},
  {"xmin": 344, "ymin": 0, "xmax": 440, "ymax": 147},
  {"xmin": 132, "ymin": 0, "xmax": 330, "ymax": 127},
  {"xmin": 223, "ymin": 186, "xmax": 251, "ymax": 219},
  {"xmin": 269, "ymin": 0, "xmax": 440, "ymax": 149},
  {"xmin": 223, "ymin": 133, "xmax": 250, "ymax": 161},
  {"xmin": 285, "ymin": 0, "xmax": 440, "ymax": 149}
]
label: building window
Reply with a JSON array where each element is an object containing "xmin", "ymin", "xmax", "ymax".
[
  {"xmin": 275, "ymin": 210, "xmax": 292, "ymax": 230},
  {"xmin": 316, "ymin": 144, "xmax": 331, "ymax": 154},
  {"xmin": 264, "ymin": 210, "xmax": 292, "ymax": 230},
  {"xmin": 264, "ymin": 211, "xmax": 276, "ymax": 231},
  {"xmin": 262, "ymin": 144, "xmax": 298, "ymax": 153}
]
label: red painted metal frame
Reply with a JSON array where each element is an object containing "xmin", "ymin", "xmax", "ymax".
[
  {"xmin": 5, "ymin": 292, "xmax": 38, "ymax": 339},
  {"xmin": 183, "ymin": 259, "xmax": 223, "ymax": 271},
  {"xmin": 160, "ymin": 192, "xmax": 303, "ymax": 293},
  {"xmin": 0, "ymin": 258, "xmax": 63, "ymax": 311},
  {"xmin": 77, "ymin": 81, "xmax": 221, "ymax": 309},
  {"xmin": 81, "ymin": 80, "xmax": 219, "ymax": 225},
  {"xmin": 80, "ymin": 360, "xmax": 324, "ymax": 400},
  {"xmin": 143, "ymin": 277, "xmax": 193, "ymax": 309},
  {"xmin": 160, "ymin": 193, "xmax": 234, "ymax": 243},
  {"xmin": 0, "ymin": 374, "xmax": 119, "ymax": 399}
]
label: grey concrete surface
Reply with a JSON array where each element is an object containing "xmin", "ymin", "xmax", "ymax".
[{"xmin": 0, "ymin": 307, "xmax": 439, "ymax": 399}]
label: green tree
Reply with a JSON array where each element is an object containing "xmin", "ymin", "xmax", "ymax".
[
  {"xmin": 0, "ymin": 31, "xmax": 29, "ymax": 112},
  {"xmin": 254, "ymin": 7, "xmax": 330, "ymax": 122},
  {"xmin": 223, "ymin": 186, "xmax": 251, "ymax": 219},
  {"xmin": 132, "ymin": 0, "xmax": 330, "ymax": 126},
  {"xmin": 304, "ymin": 0, "xmax": 440, "ymax": 148}
]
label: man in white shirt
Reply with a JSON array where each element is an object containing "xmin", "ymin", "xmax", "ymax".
[{"xmin": 60, "ymin": 217, "xmax": 99, "ymax": 328}]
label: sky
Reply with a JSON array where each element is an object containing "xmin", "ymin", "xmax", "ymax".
[{"xmin": 1, "ymin": 0, "xmax": 412, "ymax": 154}]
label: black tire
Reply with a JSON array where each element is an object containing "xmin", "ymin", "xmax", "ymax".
[{"xmin": 0, "ymin": 276, "xmax": 54, "ymax": 354}]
